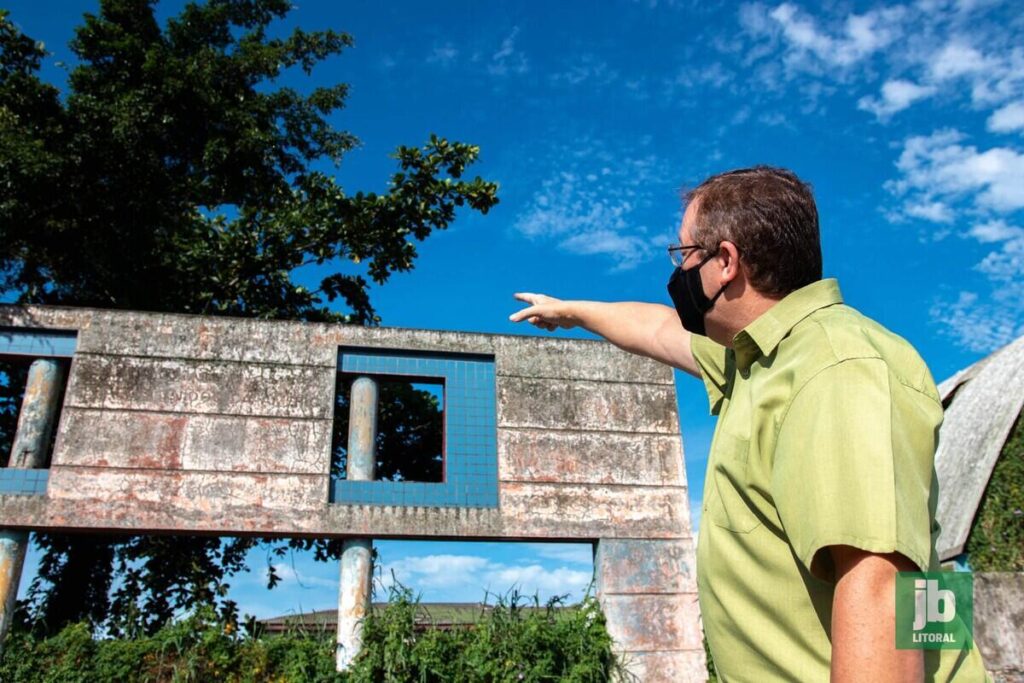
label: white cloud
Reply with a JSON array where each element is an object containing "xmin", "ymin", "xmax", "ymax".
[
  {"xmin": 524, "ymin": 543, "xmax": 593, "ymax": 565},
  {"xmin": 988, "ymin": 101, "xmax": 1024, "ymax": 133},
  {"xmin": 968, "ymin": 219, "xmax": 1024, "ymax": 243},
  {"xmin": 484, "ymin": 565, "xmax": 592, "ymax": 594},
  {"xmin": 488, "ymin": 27, "xmax": 529, "ymax": 76},
  {"xmin": 726, "ymin": 3, "xmax": 1024, "ymax": 122},
  {"xmin": 558, "ymin": 230, "xmax": 655, "ymax": 272},
  {"xmin": 716, "ymin": 4, "xmax": 1024, "ymax": 351},
  {"xmin": 926, "ymin": 41, "xmax": 1024, "ymax": 108},
  {"xmin": 931, "ymin": 288, "xmax": 1024, "ymax": 353},
  {"xmin": 768, "ymin": 4, "xmax": 832, "ymax": 58},
  {"xmin": 766, "ymin": 3, "xmax": 903, "ymax": 70},
  {"xmin": 969, "ymin": 48, "xmax": 1024, "ymax": 106},
  {"xmin": 738, "ymin": 2, "xmax": 768, "ymax": 35},
  {"xmin": 672, "ymin": 62, "xmax": 734, "ymax": 89},
  {"xmin": 427, "ymin": 43, "xmax": 459, "ymax": 66},
  {"xmin": 378, "ymin": 553, "xmax": 592, "ymax": 602},
  {"xmin": 932, "ymin": 219, "xmax": 1024, "ymax": 352},
  {"xmin": 975, "ymin": 232, "xmax": 1024, "ymax": 282},
  {"xmin": 513, "ymin": 141, "xmax": 673, "ymax": 271},
  {"xmin": 903, "ymin": 200, "xmax": 955, "ymax": 223},
  {"xmin": 550, "ymin": 54, "xmax": 619, "ymax": 87},
  {"xmin": 758, "ymin": 111, "xmax": 790, "ymax": 127},
  {"xmin": 380, "ymin": 554, "xmax": 489, "ymax": 590},
  {"xmin": 889, "ymin": 129, "xmax": 1024, "ymax": 216},
  {"xmin": 857, "ymin": 79, "xmax": 938, "ymax": 119},
  {"xmin": 928, "ymin": 43, "xmax": 992, "ymax": 82},
  {"xmin": 887, "ymin": 128, "xmax": 1024, "ymax": 351}
]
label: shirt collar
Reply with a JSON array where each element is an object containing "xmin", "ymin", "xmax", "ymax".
[{"xmin": 732, "ymin": 278, "xmax": 844, "ymax": 371}]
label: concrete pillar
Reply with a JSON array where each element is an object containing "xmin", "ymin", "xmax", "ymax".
[
  {"xmin": 595, "ymin": 537, "xmax": 707, "ymax": 682},
  {"xmin": 336, "ymin": 377, "xmax": 378, "ymax": 671},
  {"xmin": 0, "ymin": 359, "xmax": 66, "ymax": 655}
]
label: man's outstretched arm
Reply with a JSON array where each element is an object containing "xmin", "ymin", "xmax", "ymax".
[{"xmin": 508, "ymin": 293, "xmax": 701, "ymax": 378}]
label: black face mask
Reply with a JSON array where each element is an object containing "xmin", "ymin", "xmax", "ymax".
[{"xmin": 667, "ymin": 250, "xmax": 728, "ymax": 337}]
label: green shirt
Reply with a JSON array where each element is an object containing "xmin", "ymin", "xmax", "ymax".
[{"xmin": 690, "ymin": 278, "xmax": 989, "ymax": 682}]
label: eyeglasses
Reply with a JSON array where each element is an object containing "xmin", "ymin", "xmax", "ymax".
[{"xmin": 667, "ymin": 243, "xmax": 705, "ymax": 267}]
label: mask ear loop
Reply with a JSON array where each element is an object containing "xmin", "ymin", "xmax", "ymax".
[
  {"xmin": 709, "ymin": 281, "xmax": 729, "ymax": 304},
  {"xmin": 700, "ymin": 244, "xmax": 730, "ymax": 306},
  {"xmin": 691, "ymin": 249, "xmax": 717, "ymax": 270}
]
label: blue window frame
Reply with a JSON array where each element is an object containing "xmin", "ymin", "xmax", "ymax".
[
  {"xmin": 332, "ymin": 348, "xmax": 498, "ymax": 508},
  {"xmin": 0, "ymin": 328, "xmax": 77, "ymax": 358},
  {"xmin": 0, "ymin": 327, "xmax": 78, "ymax": 496},
  {"xmin": 0, "ymin": 468, "xmax": 49, "ymax": 495}
]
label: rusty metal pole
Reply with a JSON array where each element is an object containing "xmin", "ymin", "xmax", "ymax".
[
  {"xmin": 336, "ymin": 377, "xmax": 377, "ymax": 671},
  {"xmin": 0, "ymin": 359, "xmax": 66, "ymax": 655}
]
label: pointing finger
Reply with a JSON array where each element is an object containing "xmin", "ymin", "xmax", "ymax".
[{"xmin": 509, "ymin": 305, "xmax": 539, "ymax": 322}]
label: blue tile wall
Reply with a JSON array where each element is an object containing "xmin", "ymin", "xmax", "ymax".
[
  {"xmin": 0, "ymin": 468, "xmax": 49, "ymax": 496},
  {"xmin": 0, "ymin": 328, "xmax": 77, "ymax": 358},
  {"xmin": 332, "ymin": 349, "xmax": 498, "ymax": 508},
  {"xmin": 0, "ymin": 328, "xmax": 75, "ymax": 493}
]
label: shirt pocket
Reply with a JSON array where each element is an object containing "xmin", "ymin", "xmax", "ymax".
[{"xmin": 708, "ymin": 431, "xmax": 762, "ymax": 534}]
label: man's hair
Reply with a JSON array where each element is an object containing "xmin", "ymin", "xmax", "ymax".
[{"xmin": 685, "ymin": 165, "xmax": 822, "ymax": 298}]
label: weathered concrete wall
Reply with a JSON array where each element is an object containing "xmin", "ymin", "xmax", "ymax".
[
  {"xmin": 975, "ymin": 572, "xmax": 1024, "ymax": 682},
  {"xmin": 596, "ymin": 538, "xmax": 705, "ymax": 680},
  {"xmin": 0, "ymin": 306, "xmax": 689, "ymax": 540},
  {"xmin": 0, "ymin": 304, "xmax": 704, "ymax": 682}
]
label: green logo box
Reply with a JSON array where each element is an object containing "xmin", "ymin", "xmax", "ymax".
[{"xmin": 895, "ymin": 572, "xmax": 973, "ymax": 650}]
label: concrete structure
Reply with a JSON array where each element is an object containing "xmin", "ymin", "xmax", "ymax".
[
  {"xmin": 336, "ymin": 377, "xmax": 377, "ymax": 670},
  {"xmin": 935, "ymin": 334, "xmax": 1024, "ymax": 560},
  {"xmin": 934, "ymin": 334, "xmax": 1024, "ymax": 682},
  {"xmin": 974, "ymin": 573, "xmax": 1024, "ymax": 683},
  {"xmin": 0, "ymin": 304, "xmax": 704, "ymax": 681}
]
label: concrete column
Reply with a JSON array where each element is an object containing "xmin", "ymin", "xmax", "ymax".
[
  {"xmin": 595, "ymin": 537, "xmax": 707, "ymax": 682},
  {"xmin": 0, "ymin": 359, "xmax": 66, "ymax": 655},
  {"xmin": 336, "ymin": 377, "xmax": 378, "ymax": 671}
]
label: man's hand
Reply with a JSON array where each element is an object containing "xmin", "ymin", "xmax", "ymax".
[
  {"xmin": 509, "ymin": 293, "xmax": 579, "ymax": 331},
  {"xmin": 507, "ymin": 293, "xmax": 701, "ymax": 376},
  {"xmin": 830, "ymin": 545, "xmax": 924, "ymax": 682}
]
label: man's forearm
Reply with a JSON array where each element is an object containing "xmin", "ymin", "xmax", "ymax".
[{"xmin": 568, "ymin": 301, "xmax": 698, "ymax": 376}]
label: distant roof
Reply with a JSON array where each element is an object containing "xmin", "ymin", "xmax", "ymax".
[
  {"xmin": 256, "ymin": 602, "xmax": 564, "ymax": 632},
  {"xmin": 934, "ymin": 334, "xmax": 1024, "ymax": 560}
]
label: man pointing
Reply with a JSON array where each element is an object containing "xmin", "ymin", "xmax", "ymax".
[{"xmin": 510, "ymin": 166, "xmax": 988, "ymax": 682}]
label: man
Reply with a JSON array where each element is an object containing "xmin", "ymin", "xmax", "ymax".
[{"xmin": 509, "ymin": 166, "xmax": 989, "ymax": 682}]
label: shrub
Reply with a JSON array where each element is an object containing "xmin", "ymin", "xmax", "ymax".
[
  {"xmin": 966, "ymin": 412, "xmax": 1024, "ymax": 572},
  {"xmin": 0, "ymin": 588, "xmax": 621, "ymax": 682}
]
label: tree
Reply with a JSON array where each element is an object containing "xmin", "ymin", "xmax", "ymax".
[{"xmin": 0, "ymin": 0, "xmax": 498, "ymax": 635}]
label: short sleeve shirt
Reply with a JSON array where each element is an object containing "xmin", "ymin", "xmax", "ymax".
[{"xmin": 689, "ymin": 278, "xmax": 989, "ymax": 682}]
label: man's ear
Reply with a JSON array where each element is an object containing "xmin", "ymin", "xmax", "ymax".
[{"xmin": 717, "ymin": 240, "xmax": 741, "ymax": 285}]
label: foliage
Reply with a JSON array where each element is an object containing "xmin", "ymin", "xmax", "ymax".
[
  {"xmin": 0, "ymin": 0, "xmax": 497, "ymax": 636},
  {"xmin": 965, "ymin": 411, "xmax": 1024, "ymax": 571},
  {"xmin": 350, "ymin": 586, "xmax": 620, "ymax": 682},
  {"xmin": 332, "ymin": 377, "xmax": 444, "ymax": 483},
  {"xmin": 703, "ymin": 627, "xmax": 717, "ymax": 683},
  {"xmin": 0, "ymin": 607, "xmax": 341, "ymax": 683},
  {"xmin": 0, "ymin": 359, "xmax": 32, "ymax": 468},
  {"xmin": 0, "ymin": 589, "xmax": 621, "ymax": 683}
]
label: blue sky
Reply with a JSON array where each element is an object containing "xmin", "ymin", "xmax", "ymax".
[{"xmin": 8, "ymin": 0, "xmax": 1024, "ymax": 619}]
